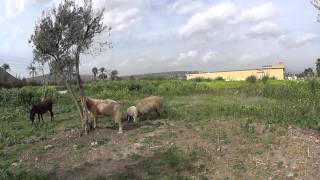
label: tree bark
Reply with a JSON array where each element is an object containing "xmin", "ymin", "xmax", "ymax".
[
  {"xmin": 75, "ymin": 50, "xmax": 91, "ymax": 134},
  {"xmin": 41, "ymin": 64, "xmax": 48, "ymax": 101},
  {"xmin": 61, "ymin": 72, "xmax": 86, "ymax": 133}
]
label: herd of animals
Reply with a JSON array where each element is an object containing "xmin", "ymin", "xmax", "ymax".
[{"xmin": 29, "ymin": 95, "xmax": 164, "ymax": 134}]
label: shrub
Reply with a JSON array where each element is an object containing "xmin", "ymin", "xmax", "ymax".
[
  {"xmin": 192, "ymin": 77, "xmax": 212, "ymax": 82},
  {"xmin": 215, "ymin": 76, "xmax": 225, "ymax": 81},
  {"xmin": 128, "ymin": 83, "xmax": 142, "ymax": 91},
  {"xmin": 246, "ymin": 75, "xmax": 257, "ymax": 83},
  {"xmin": 261, "ymin": 76, "xmax": 269, "ymax": 84}
]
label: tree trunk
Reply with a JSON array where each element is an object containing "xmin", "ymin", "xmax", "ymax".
[
  {"xmin": 61, "ymin": 72, "xmax": 86, "ymax": 135},
  {"xmin": 42, "ymin": 84, "xmax": 48, "ymax": 102},
  {"xmin": 62, "ymin": 75, "xmax": 83, "ymax": 120},
  {"xmin": 41, "ymin": 64, "xmax": 48, "ymax": 101},
  {"xmin": 75, "ymin": 51, "xmax": 91, "ymax": 134}
]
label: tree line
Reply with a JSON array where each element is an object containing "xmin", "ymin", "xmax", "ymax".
[
  {"xmin": 296, "ymin": 58, "xmax": 320, "ymax": 79},
  {"xmin": 91, "ymin": 67, "xmax": 118, "ymax": 80}
]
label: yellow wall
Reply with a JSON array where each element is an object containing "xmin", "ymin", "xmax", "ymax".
[{"xmin": 186, "ymin": 64, "xmax": 285, "ymax": 81}]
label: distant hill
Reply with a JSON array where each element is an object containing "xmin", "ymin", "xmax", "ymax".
[
  {"xmin": 121, "ymin": 71, "xmax": 199, "ymax": 80},
  {"xmin": 26, "ymin": 74, "xmax": 94, "ymax": 84},
  {"xmin": 26, "ymin": 71, "xmax": 199, "ymax": 84},
  {"xmin": 0, "ymin": 67, "xmax": 20, "ymax": 83}
]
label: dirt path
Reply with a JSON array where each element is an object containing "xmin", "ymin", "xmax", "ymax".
[{"xmin": 12, "ymin": 119, "xmax": 320, "ymax": 179}]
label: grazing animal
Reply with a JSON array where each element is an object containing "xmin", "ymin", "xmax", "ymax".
[
  {"xmin": 126, "ymin": 106, "xmax": 138, "ymax": 123},
  {"xmin": 131, "ymin": 96, "xmax": 163, "ymax": 121},
  {"xmin": 84, "ymin": 97, "xmax": 124, "ymax": 134},
  {"xmin": 30, "ymin": 99, "xmax": 54, "ymax": 124}
]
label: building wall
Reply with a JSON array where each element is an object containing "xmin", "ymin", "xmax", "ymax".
[{"xmin": 186, "ymin": 64, "xmax": 285, "ymax": 81}]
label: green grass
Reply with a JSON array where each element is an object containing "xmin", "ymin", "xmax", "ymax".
[
  {"xmin": 1, "ymin": 79, "xmax": 320, "ymax": 178},
  {"xmin": 1, "ymin": 79, "xmax": 319, "ymax": 148}
]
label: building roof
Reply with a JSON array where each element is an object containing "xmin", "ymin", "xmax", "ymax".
[{"xmin": 187, "ymin": 64, "xmax": 285, "ymax": 75}]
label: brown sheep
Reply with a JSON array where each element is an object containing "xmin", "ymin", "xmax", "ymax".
[
  {"xmin": 84, "ymin": 97, "xmax": 123, "ymax": 133},
  {"xmin": 134, "ymin": 96, "xmax": 163, "ymax": 121}
]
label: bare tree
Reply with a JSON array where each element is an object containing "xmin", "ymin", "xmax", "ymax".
[{"xmin": 29, "ymin": 0, "xmax": 111, "ymax": 134}]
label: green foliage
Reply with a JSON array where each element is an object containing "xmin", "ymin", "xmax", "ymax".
[
  {"xmin": 215, "ymin": 76, "xmax": 225, "ymax": 81},
  {"xmin": 261, "ymin": 76, "xmax": 269, "ymax": 84},
  {"xmin": 299, "ymin": 67, "xmax": 315, "ymax": 78},
  {"xmin": 316, "ymin": 58, "xmax": 320, "ymax": 77},
  {"xmin": 246, "ymin": 75, "xmax": 257, "ymax": 83},
  {"xmin": 1, "ymin": 63, "xmax": 10, "ymax": 71},
  {"xmin": 110, "ymin": 70, "xmax": 119, "ymax": 81},
  {"xmin": 1, "ymin": 167, "xmax": 50, "ymax": 180},
  {"xmin": 1, "ymin": 80, "xmax": 320, "ymax": 144},
  {"xmin": 0, "ymin": 86, "xmax": 74, "ymax": 147},
  {"xmin": 2, "ymin": 79, "xmax": 320, "ymax": 178}
]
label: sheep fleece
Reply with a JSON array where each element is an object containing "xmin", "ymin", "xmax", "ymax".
[{"xmin": 136, "ymin": 96, "xmax": 163, "ymax": 115}]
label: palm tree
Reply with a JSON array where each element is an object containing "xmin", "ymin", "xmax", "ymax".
[
  {"xmin": 99, "ymin": 67, "xmax": 106, "ymax": 80},
  {"xmin": 316, "ymin": 58, "xmax": 320, "ymax": 77},
  {"xmin": 92, "ymin": 67, "xmax": 98, "ymax": 80},
  {"xmin": 1, "ymin": 63, "xmax": 10, "ymax": 71},
  {"xmin": 110, "ymin": 70, "xmax": 118, "ymax": 80},
  {"xmin": 27, "ymin": 65, "xmax": 37, "ymax": 79}
]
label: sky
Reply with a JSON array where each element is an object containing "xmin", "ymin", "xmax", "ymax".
[{"xmin": 0, "ymin": 0, "xmax": 319, "ymax": 78}]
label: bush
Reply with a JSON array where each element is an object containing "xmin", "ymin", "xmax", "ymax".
[
  {"xmin": 128, "ymin": 83, "xmax": 142, "ymax": 91},
  {"xmin": 261, "ymin": 76, "xmax": 269, "ymax": 84},
  {"xmin": 215, "ymin": 77, "xmax": 225, "ymax": 81},
  {"xmin": 192, "ymin": 77, "xmax": 212, "ymax": 82},
  {"xmin": 246, "ymin": 75, "xmax": 257, "ymax": 83}
]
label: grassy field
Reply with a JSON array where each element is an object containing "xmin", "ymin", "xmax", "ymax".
[{"xmin": 0, "ymin": 79, "xmax": 320, "ymax": 179}]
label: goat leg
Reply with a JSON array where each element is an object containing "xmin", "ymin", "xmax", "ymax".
[
  {"xmin": 93, "ymin": 116, "xmax": 97, "ymax": 129},
  {"xmin": 50, "ymin": 110, "xmax": 54, "ymax": 121},
  {"xmin": 115, "ymin": 114, "xmax": 123, "ymax": 134}
]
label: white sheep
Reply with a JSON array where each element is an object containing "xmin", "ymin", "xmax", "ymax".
[{"xmin": 126, "ymin": 106, "xmax": 138, "ymax": 123}]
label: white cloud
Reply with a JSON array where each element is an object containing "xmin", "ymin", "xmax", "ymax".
[
  {"xmin": 238, "ymin": 53, "xmax": 270, "ymax": 64},
  {"xmin": 5, "ymin": 0, "xmax": 27, "ymax": 17},
  {"xmin": 169, "ymin": 0, "xmax": 206, "ymax": 14},
  {"xmin": 178, "ymin": 2, "xmax": 278, "ymax": 38},
  {"xmin": 279, "ymin": 33, "xmax": 317, "ymax": 48},
  {"xmin": 247, "ymin": 22, "xmax": 284, "ymax": 39},
  {"xmin": 178, "ymin": 2, "xmax": 236, "ymax": 37},
  {"xmin": 239, "ymin": 54, "xmax": 256, "ymax": 63},
  {"xmin": 28, "ymin": 0, "xmax": 142, "ymax": 32},
  {"xmin": 178, "ymin": 50, "xmax": 198, "ymax": 60},
  {"xmin": 104, "ymin": 8, "xmax": 141, "ymax": 32},
  {"xmin": 202, "ymin": 51, "xmax": 218, "ymax": 63},
  {"xmin": 97, "ymin": 0, "xmax": 143, "ymax": 32},
  {"xmin": 239, "ymin": 2, "xmax": 276, "ymax": 22},
  {"xmin": 31, "ymin": 0, "xmax": 52, "ymax": 4}
]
